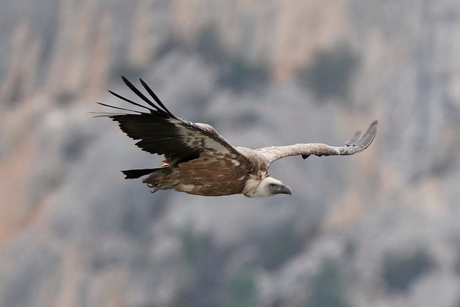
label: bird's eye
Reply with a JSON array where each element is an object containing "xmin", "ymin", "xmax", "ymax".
[{"xmin": 269, "ymin": 183, "xmax": 276, "ymax": 188}]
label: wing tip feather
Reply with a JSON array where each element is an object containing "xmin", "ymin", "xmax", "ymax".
[
  {"xmin": 341, "ymin": 119, "xmax": 378, "ymax": 154},
  {"xmin": 102, "ymin": 76, "xmax": 179, "ymax": 120}
]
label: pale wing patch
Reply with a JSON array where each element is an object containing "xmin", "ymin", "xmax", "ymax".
[
  {"xmin": 231, "ymin": 159, "xmax": 240, "ymax": 166},
  {"xmin": 203, "ymin": 138, "xmax": 232, "ymax": 154},
  {"xmin": 178, "ymin": 184, "xmax": 195, "ymax": 192},
  {"xmin": 173, "ymin": 120, "xmax": 237, "ymax": 155},
  {"xmin": 177, "ymin": 127, "xmax": 231, "ymax": 154}
]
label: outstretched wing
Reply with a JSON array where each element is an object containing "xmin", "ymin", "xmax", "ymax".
[
  {"xmin": 98, "ymin": 76, "xmax": 245, "ymax": 165},
  {"xmin": 255, "ymin": 120, "xmax": 378, "ymax": 165}
]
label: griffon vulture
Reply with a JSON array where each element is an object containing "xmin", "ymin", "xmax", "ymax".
[{"xmin": 98, "ymin": 77, "xmax": 377, "ymax": 197}]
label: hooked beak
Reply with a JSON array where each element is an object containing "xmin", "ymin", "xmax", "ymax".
[{"xmin": 278, "ymin": 185, "xmax": 292, "ymax": 196}]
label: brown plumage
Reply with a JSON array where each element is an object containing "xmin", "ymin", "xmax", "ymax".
[{"xmin": 97, "ymin": 77, "xmax": 378, "ymax": 197}]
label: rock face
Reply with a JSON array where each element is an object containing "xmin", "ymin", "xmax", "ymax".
[{"xmin": 1, "ymin": 0, "xmax": 460, "ymax": 306}]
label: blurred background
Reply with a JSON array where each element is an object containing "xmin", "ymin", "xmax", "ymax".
[{"xmin": 1, "ymin": 0, "xmax": 460, "ymax": 306}]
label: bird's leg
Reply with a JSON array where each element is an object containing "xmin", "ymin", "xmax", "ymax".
[{"xmin": 147, "ymin": 183, "xmax": 159, "ymax": 193}]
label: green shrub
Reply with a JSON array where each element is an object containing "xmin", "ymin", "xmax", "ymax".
[
  {"xmin": 223, "ymin": 269, "xmax": 256, "ymax": 307},
  {"xmin": 196, "ymin": 25, "xmax": 228, "ymax": 66},
  {"xmin": 307, "ymin": 258, "xmax": 351, "ymax": 307},
  {"xmin": 258, "ymin": 225, "xmax": 303, "ymax": 271},
  {"xmin": 297, "ymin": 45, "xmax": 360, "ymax": 100},
  {"xmin": 196, "ymin": 24, "xmax": 271, "ymax": 92},
  {"xmin": 179, "ymin": 225, "xmax": 209, "ymax": 265},
  {"xmin": 219, "ymin": 58, "xmax": 270, "ymax": 92},
  {"xmin": 382, "ymin": 249, "xmax": 435, "ymax": 292}
]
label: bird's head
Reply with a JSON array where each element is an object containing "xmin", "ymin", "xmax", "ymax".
[{"xmin": 247, "ymin": 177, "xmax": 292, "ymax": 197}]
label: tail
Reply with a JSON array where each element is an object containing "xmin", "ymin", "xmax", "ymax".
[{"xmin": 121, "ymin": 168, "xmax": 160, "ymax": 179}]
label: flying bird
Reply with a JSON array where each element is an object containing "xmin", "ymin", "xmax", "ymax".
[{"xmin": 98, "ymin": 77, "xmax": 377, "ymax": 197}]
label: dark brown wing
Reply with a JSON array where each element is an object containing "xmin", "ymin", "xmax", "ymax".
[
  {"xmin": 98, "ymin": 77, "xmax": 245, "ymax": 165},
  {"xmin": 255, "ymin": 120, "xmax": 378, "ymax": 165}
]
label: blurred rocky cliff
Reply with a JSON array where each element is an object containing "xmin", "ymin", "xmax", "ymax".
[{"xmin": 1, "ymin": 0, "xmax": 460, "ymax": 306}]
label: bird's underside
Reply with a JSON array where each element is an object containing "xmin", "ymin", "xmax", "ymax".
[{"xmin": 97, "ymin": 76, "xmax": 378, "ymax": 197}]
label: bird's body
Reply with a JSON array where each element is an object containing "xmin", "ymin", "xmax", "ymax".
[
  {"xmin": 98, "ymin": 77, "xmax": 378, "ymax": 197},
  {"xmin": 143, "ymin": 148, "xmax": 255, "ymax": 197}
]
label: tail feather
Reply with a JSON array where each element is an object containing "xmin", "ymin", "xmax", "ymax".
[{"xmin": 121, "ymin": 168, "xmax": 159, "ymax": 179}]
